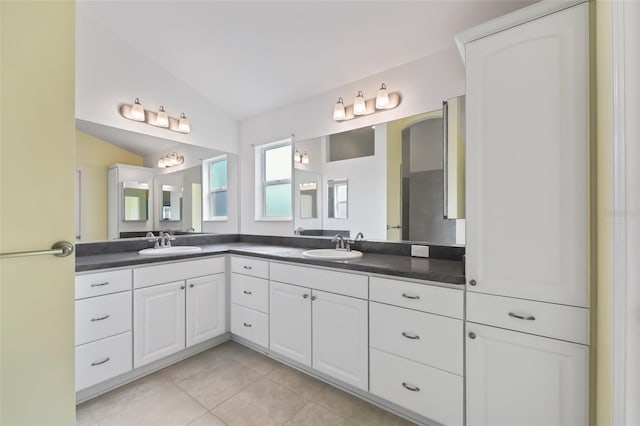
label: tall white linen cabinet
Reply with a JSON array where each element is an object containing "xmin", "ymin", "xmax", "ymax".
[{"xmin": 457, "ymin": 1, "xmax": 590, "ymax": 425}]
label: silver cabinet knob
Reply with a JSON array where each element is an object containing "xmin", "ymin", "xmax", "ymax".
[
  {"xmin": 469, "ymin": 279, "xmax": 477, "ymax": 286},
  {"xmin": 311, "ymin": 295, "xmax": 317, "ymax": 301},
  {"xmin": 180, "ymin": 285, "xmax": 185, "ymax": 290},
  {"xmin": 468, "ymin": 332, "xmax": 476, "ymax": 339},
  {"xmin": 302, "ymin": 294, "xmax": 309, "ymax": 299},
  {"xmin": 189, "ymin": 283, "xmax": 195, "ymax": 288}
]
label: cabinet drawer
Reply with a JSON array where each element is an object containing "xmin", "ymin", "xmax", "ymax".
[
  {"xmin": 231, "ymin": 273, "xmax": 269, "ymax": 313},
  {"xmin": 467, "ymin": 292, "xmax": 589, "ymax": 344},
  {"xmin": 370, "ymin": 348, "xmax": 462, "ymax": 426},
  {"xmin": 134, "ymin": 256, "xmax": 225, "ymax": 288},
  {"xmin": 76, "ymin": 269, "xmax": 131, "ymax": 299},
  {"xmin": 270, "ymin": 262, "xmax": 368, "ymax": 299},
  {"xmin": 231, "ymin": 256, "xmax": 269, "ymax": 279},
  {"xmin": 370, "ymin": 276, "xmax": 463, "ymax": 319},
  {"xmin": 231, "ymin": 304, "xmax": 268, "ymax": 348},
  {"xmin": 76, "ymin": 291, "xmax": 132, "ymax": 346},
  {"xmin": 370, "ymin": 302, "xmax": 463, "ymax": 375},
  {"xmin": 75, "ymin": 332, "xmax": 132, "ymax": 391}
]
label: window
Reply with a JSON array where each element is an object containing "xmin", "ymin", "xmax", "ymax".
[
  {"xmin": 255, "ymin": 139, "xmax": 292, "ymax": 220},
  {"xmin": 203, "ymin": 155, "xmax": 228, "ymax": 220}
]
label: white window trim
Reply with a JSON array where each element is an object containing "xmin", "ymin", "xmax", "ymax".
[
  {"xmin": 254, "ymin": 138, "xmax": 293, "ymax": 221},
  {"xmin": 202, "ymin": 154, "xmax": 228, "ymax": 222}
]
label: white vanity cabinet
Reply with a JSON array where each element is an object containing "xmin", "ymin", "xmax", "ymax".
[
  {"xmin": 459, "ymin": 2, "xmax": 590, "ymax": 425},
  {"xmin": 369, "ymin": 276, "xmax": 464, "ymax": 426},
  {"xmin": 268, "ymin": 262, "xmax": 369, "ymax": 391},
  {"xmin": 133, "ymin": 257, "xmax": 226, "ymax": 368},
  {"xmin": 74, "ymin": 268, "xmax": 133, "ymax": 391},
  {"xmin": 230, "ymin": 256, "xmax": 270, "ymax": 348}
]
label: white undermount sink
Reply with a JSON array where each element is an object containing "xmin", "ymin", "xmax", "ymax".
[
  {"xmin": 302, "ymin": 249, "xmax": 363, "ymax": 260},
  {"xmin": 138, "ymin": 246, "xmax": 203, "ymax": 256}
]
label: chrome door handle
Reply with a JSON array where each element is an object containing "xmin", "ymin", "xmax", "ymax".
[
  {"xmin": 402, "ymin": 382, "xmax": 420, "ymax": 392},
  {"xmin": 243, "ymin": 290, "xmax": 252, "ymax": 295},
  {"xmin": 90, "ymin": 282, "xmax": 109, "ymax": 287},
  {"xmin": 90, "ymin": 314, "xmax": 110, "ymax": 322},
  {"xmin": 402, "ymin": 332, "xmax": 420, "ymax": 340},
  {"xmin": 91, "ymin": 357, "xmax": 110, "ymax": 367},
  {"xmin": 402, "ymin": 293, "xmax": 420, "ymax": 300},
  {"xmin": 243, "ymin": 322, "xmax": 252, "ymax": 327},
  {"xmin": 508, "ymin": 312, "xmax": 536, "ymax": 321}
]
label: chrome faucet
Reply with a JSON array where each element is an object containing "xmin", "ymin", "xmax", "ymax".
[
  {"xmin": 331, "ymin": 234, "xmax": 346, "ymax": 250},
  {"xmin": 294, "ymin": 227, "xmax": 305, "ymax": 236},
  {"xmin": 146, "ymin": 232, "xmax": 160, "ymax": 249},
  {"xmin": 160, "ymin": 231, "xmax": 175, "ymax": 248}
]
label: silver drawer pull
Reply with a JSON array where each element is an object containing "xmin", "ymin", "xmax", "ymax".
[
  {"xmin": 90, "ymin": 314, "xmax": 110, "ymax": 322},
  {"xmin": 243, "ymin": 290, "xmax": 253, "ymax": 295},
  {"xmin": 243, "ymin": 322, "xmax": 252, "ymax": 327},
  {"xmin": 90, "ymin": 282, "xmax": 109, "ymax": 287},
  {"xmin": 243, "ymin": 265, "xmax": 252, "ymax": 270},
  {"xmin": 402, "ymin": 332, "xmax": 420, "ymax": 340},
  {"xmin": 402, "ymin": 382, "xmax": 420, "ymax": 392},
  {"xmin": 91, "ymin": 357, "xmax": 110, "ymax": 367},
  {"xmin": 402, "ymin": 293, "xmax": 420, "ymax": 300},
  {"xmin": 508, "ymin": 312, "xmax": 536, "ymax": 321}
]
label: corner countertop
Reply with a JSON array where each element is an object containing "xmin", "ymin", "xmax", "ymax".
[{"xmin": 75, "ymin": 242, "xmax": 465, "ymax": 285}]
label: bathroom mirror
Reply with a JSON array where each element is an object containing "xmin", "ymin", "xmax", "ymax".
[
  {"xmin": 160, "ymin": 184, "xmax": 182, "ymax": 221},
  {"xmin": 293, "ymin": 96, "xmax": 466, "ymax": 245},
  {"xmin": 122, "ymin": 181, "xmax": 149, "ymax": 221}
]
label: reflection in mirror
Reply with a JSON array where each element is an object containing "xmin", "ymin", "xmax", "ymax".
[
  {"xmin": 161, "ymin": 184, "xmax": 182, "ymax": 221},
  {"xmin": 123, "ymin": 181, "xmax": 149, "ymax": 221},
  {"xmin": 328, "ymin": 179, "xmax": 348, "ymax": 219},
  {"xmin": 299, "ymin": 182, "xmax": 318, "ymax": 219}
]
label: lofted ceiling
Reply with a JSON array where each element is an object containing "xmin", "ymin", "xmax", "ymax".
[{"xmin": 79, "ymin": 0, "xmax": 537, "ymax": 122}]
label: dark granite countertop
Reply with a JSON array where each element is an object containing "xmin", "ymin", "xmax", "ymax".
[{"xmin": 75, "ymin": 241, "xmax": 465, "ymax": 285}]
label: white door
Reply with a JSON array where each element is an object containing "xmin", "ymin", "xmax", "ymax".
[
  {"xmin": 134, "ymin": 281, "xmax": 186, "ymax": 368},
  {"xmin": 465, "ymin": 3, "xmax": 589, "ymax": 307},
  {"xmin": 312, "ymin": 290, "xmax": 368, "ymax": 391},
  {"xmin": 466, "ymin": 323, "xmax": 588, "ymax": 426},
  {"xmin": 1, "ymin": 3, "xmax": 76, "ymax": 423},
  {"xmin": 186, "ymin": 274, "xmax": 225, "ymax": 347},
  {"xmin": 269, "ymin": 281, "xmax": 312, "ymax": 366}
]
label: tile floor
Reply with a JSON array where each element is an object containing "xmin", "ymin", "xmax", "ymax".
[{"xmin": 76, "ymin": 341, "xmax": 416, "ymax": 426}]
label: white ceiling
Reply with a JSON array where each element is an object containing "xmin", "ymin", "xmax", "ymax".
[{"xmin": 79, "ymin": 0, "xmax": 536, "ymax": 121}]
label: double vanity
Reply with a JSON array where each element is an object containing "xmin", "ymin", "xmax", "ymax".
[{"xmin": 74, "ymin": 235, "xmax": 464, "ymax": 426}]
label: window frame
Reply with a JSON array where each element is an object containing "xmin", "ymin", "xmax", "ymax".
[
  {"xmin": 202, "ymin": 155, "xmax": 228, "ymax": 221},
  {"xmin": 255, "ymin": 138, "xmax": 292, "ymax": 221}
]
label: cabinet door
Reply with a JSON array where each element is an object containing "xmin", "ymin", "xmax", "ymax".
[
  {"xmin": 186, "ymin": 273, "xmax": 226, "ymax": 347},
  {"xmin": 269, "ymin": 281, "xmax": 311, "ymax": 366},
  {"xmin": 466, "ymin": 323, "xmax": 588, "ymax": 426},
  {"xmin": 134, "ymin": 281, "xmax": 185, "ymax": 368},
  {"xmin": 465, "ymin": 4, "xmax": 589, "ymax": 307},
  {"xmin": 312, "ymin": 290, "xmax": 368, "ymax": 391}
]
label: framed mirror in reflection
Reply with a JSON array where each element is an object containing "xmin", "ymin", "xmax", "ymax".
[{"xmin": 293, "ymin": 95, "xmax": 466, "ymax": 246}]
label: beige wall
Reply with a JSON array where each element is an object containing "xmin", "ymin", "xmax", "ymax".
[
  {"xmin": 595, "ymin": 0, "xmax": 613, "ymax": 425},
  {"xmin": 76, "ymin": 130, "xmax": 143, "ymax": 241},
  {"xmin": 1, "ymin": 2, "xmax": 77, "ymax": 424}
]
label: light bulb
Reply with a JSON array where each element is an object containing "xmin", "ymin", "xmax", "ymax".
[
  {"xmin": 301, "ymin": 152, "xmax": 309, "ymax": 164},
  {"xmin": 130, "ymin": 98, "xmax": 145, "ymax": 121},
  {"xmin": 376, "ymin": 83, "xmax": 389, "ymax": 109},
  {"xmin": 156, "ymin": 106, "xmax": 169, "ymax": 127},
  {"xmin": 353, "ymin": 91, "xmax": 366, "ymax": 115},
  {"xmin": 157, "ymin": 157, "xmax": 166, "ymax": 168},
  {"xmin": 333, "ymin": 97, "xmax": 346, "ymax": 121},
  {"xmin": 178, "ymin": 112, "xmax": 191, "ymax": 133},
  {"xmin": 294, "ymin": 149, "xmax": 302, "ymax": 163}
]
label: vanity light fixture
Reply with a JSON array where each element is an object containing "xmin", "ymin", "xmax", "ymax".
[
  {"xmin": 333, "ymin": 97, "xmax": 346, "ymax": 121},
  {"xmin": 130, "ymin": 98, "xmax": 146, "ymax": 121},
  {"xmin": 178, "ymin": 113, "xmax": 191, "ymax": 133},
  {"xmin": 157, "ymin": 152, "xmax": 184, "ymax": 168},
  {"xmin": 332, "ymin": 83, "xmax": 401, "ymax": 122},
  {"xmin": 119, "ymin": 99, "xmax": 191, "ymax": 134},
  {"xmin": 155, "ymin": 106, "xmax": 169, "ymax": 128},
  {"xmin": 353, "ymin": 91, "xmax": 366, "ymax": 115},
  {"xmin": 301, "ymin": 151, "xmax": 310, "ymax": 164}
]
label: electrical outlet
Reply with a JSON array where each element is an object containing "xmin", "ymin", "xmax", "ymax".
[{"xmin": 411, "ymin": 245, "xmax": 430, "ymax": 258}]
